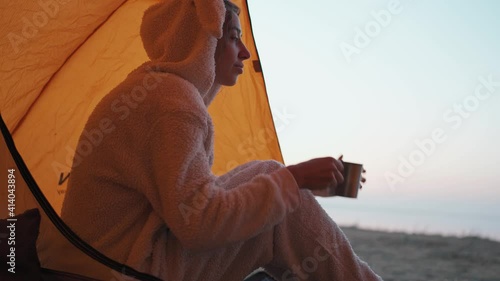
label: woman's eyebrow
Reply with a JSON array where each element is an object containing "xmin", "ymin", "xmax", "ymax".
[{"xmin": 229, "ymin": 26, "xmax": 242, "ymax": 36}]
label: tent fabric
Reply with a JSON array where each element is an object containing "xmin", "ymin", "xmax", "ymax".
[
  {"xmin": 0, "ymin": 118, "xmax": 124, "ymax": 280},
  {"xmin": 1, "ymin": 0, "xmax": 282, "ymax": 280}
]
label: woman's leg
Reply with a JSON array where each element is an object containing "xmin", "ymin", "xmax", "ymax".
[
  {"xmin": 164, "ymin": 222, "xmax": 275, "ymax": 281},
  {"xmin": 164, "ymin": 190, "xmax": 381, "ymax": 281},
  {"xmin": 263, "ymin": 190, "xmax": 382, "ymax": 280}
]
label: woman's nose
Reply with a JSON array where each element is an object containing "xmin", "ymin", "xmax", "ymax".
[{"xmin": 239, "ymin": 43, "xmax": 251, "ymax": 60}]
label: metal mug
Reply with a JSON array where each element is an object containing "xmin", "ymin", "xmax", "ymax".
[
  {"xmin": 335, "ymin": 162, "xmax": 363, "ymax": 198},
  {"xmin": 312, "ymin": 161, "xmax": 363, "ymax": 198}
]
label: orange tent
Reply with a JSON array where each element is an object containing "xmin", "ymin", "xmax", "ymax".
[{"xmin": 0, "ymin": 0, "xmax": 281, "ymax": 280}]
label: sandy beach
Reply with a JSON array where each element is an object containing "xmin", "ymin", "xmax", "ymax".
[{"xmin": 341, "ymin": 226, "xmax": 500, "ymax": 281}]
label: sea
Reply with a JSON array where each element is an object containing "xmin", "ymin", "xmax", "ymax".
[{"xmin": 317, "ymin": 193, "xmax": 500, "ymax": 242}]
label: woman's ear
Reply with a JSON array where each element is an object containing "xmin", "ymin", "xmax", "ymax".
[{"xmin": 193, "ymin": 0, "xmax": 225, "ymax": 38}]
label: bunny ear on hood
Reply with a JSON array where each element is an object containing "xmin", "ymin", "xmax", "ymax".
[
  {"xmin": 139, "ymin": 0, "xmax": 227, "ymax": 106},
  {"xmin": 194, "ymin": 0, "xmax": 225, "ymax": 38}
]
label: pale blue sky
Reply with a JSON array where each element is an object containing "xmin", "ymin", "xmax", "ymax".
[{"xmin": 248, "ymin": 1, "xmax": 500, "ymax": 237}]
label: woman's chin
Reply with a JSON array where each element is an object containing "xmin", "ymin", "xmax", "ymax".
[{"xmin": 217, "ymin": 77, "xmax": 239, "ymax": 87}]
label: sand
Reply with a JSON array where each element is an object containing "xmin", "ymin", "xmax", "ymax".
[{"xmin": 341, "ymin": 226, "xmax": 500, "ymax": 281}]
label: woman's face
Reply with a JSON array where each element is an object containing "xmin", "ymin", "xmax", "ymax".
[{"xmin": 214, "ymin": 12, "xmax": 251, "ymax": 86}]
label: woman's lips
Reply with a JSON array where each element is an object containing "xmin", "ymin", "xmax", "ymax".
[{"xmin": 235, "ymin": 64, "xmax": 244, "ymax": 73}]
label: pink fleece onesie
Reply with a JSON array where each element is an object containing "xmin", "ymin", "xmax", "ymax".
[{"xmin": 61, "ymin": 0, "xmax": 382, "ymax": 280}]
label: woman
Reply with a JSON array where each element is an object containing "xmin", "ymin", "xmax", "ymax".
[{"xmin": 62, "ymin": 0, "xmax": 382, "ymax": 280}]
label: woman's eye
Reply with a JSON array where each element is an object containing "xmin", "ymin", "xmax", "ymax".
[{"xmin": 229, "ymin": 32, "xmax": 241, "ymax": 41}]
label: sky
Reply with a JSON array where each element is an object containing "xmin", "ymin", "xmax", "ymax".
[{"xmin": 247, "ymin": 0, "xmax": 500, "ymax": 238}]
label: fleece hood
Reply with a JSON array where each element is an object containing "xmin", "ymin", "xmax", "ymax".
[{"xmin": 140, "ymin": 0, "xmax": 226, "ymax": 106}]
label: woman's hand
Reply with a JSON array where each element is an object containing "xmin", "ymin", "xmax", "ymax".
[
  {"xmin": 286, "ymin": 156, "xmax": 344, "ymax": 191},
  {"xmin": 361, "ymin": 168, "xmax": 367, "ymax": 189}
]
